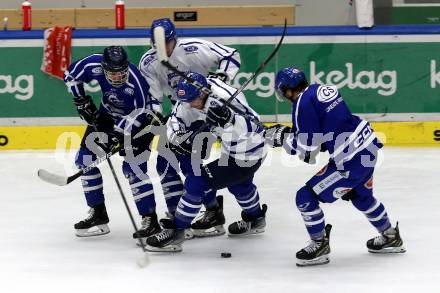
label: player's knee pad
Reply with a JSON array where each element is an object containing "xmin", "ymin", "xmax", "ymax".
[{"xmin": 296, "ymin": 186, "xmax": 319, "ymax": 212}]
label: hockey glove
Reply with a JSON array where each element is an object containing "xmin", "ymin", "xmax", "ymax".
[
  {"xmin": 207, "ymin": 72, "xmax": 228, "ymax": 82},
  {"xmin": 206, "ymin": 105, "xmax": 234, "ymax": 128},
  {"xmin": 95, "ymin": 130, "xmax": 121, "ymax": 154},
  {"xmin": 95, "ymin": 112, "xmax": 114, "ymax": 133},
  {"xmin": 127, "ymin": 112, "xmax": 164, "ymax": 157},
  {"xmin": 168, "ymin": 130, "xmax": 194, "ymax": 156},
  {"xmin": 264, "ymin": 124, "xmax": 292, "ymax": 147},
  {"xmin": 74, "ymin": 95, "xmax": 98, "ymax": 125}
]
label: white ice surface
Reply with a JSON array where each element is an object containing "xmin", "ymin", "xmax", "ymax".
[{"xmin": 0, "ymin": 147, "xmax": 439, "ymax": 293}]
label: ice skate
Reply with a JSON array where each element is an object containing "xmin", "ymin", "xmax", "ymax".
[
  {"xmin": 228, "ymin": 204, "xmax": 267, "ymax": 237},
  {"xmin": 133, "ymin": 213, "xmax": 162, "ymax": 247},
  {"xmin": 74, "ymin": 203, "xmax": 110, "ymax": 237},
  {"xmin": 146, "ymin": 227, "xmax": 185, "ymax": 252},
  {"xmin": 160, "ymin": 212, "xmax": 194, "ymax": 240},
  {"xmin": 191, "ymin": 196, "xmax": 226, "ymax": 237},
  {"xmin": 296, "ymin": 224, "xmax": 332, "ymax": 267},
  {"xmin": 367, "ymin": 222, "xmax": 406, "ymax": 254}
]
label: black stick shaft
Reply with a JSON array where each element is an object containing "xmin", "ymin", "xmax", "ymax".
[
  {"xmin": 69, "ymin": 147, "xmax": 120, "ymax": 183},
  {"xmin": 185, "ymin": 19, "xmax": 287, "ymax": 139},
  {"xmin": 104, "ymin": 155, "xmax": 147, "ymax": 252},
  {"xmin": 92, "ymin": 125, "xmax": 147, "ymax": 252}
]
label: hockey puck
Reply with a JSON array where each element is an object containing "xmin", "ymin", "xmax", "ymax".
[{"xmin": 221, "ymin": 252, "xmax": 231, "ymax": 258}]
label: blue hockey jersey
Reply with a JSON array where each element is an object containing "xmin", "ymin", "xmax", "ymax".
[
  {"xmin": 64, "ymin": 54, "xmax": 160, "ymax": 134},
  {"xmin": 286, "ymin": 84, "xmax": 382, "ymax": 168}
]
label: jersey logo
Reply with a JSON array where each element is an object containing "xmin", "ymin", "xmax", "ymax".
[
  {"xmin": 364, "ymin": 177, "xmax": 373, "ymax": 189},
  {"xmin": 210, "ymin": 100, "xmax": 220, "ymax": 107},
  {"xmin": 92, "ymin": 67, "xmax": 103, "ymax": 75},
  {"xmin": 124, "ymin": 87, "xmax": 134, "ymax": 96},
  {"xmin": 333, "ymin": 187, "xmax": 352, "ymax": 199},
  {"xmin": 105, "ymin": 92, "xmax": 125, "ymax": 108},
  {"xmin": 183, "ymin": 45, "xmax": 199, "ymax": 53},
  {"xmin": 312, "ymin": 171, "xmax": 344, "ymax": 195},
  {"xmin": 142, "ymin": 55, "xmax": 155, "ymax": 67},
  {"xmin": 297, "ymin": 202, "xmax": 310, "ymax": 212},
  {"xmin": 317, "ymin": 85, "xmax": 339, "ymax": 103},
  {"xmin": 178, "ymin": 89, "xmax": 185, "ymax": 97}
]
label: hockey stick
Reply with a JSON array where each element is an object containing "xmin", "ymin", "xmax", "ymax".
[
  {"xmin": 153, "ymin": 19, "xmax": 287, "ymax": 135},
  {"xmin": 38, "ymin": 147, "xmax": 120, "ymax": 186},
  {"xmin": 87, "ymin": 125, "xmax": 150, "ymax": 262},
  {"xmin": 38, "ymin": 110, "xmax": 165, "ymax": 186}
]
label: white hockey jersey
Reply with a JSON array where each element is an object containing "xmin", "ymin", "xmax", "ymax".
[
  {"xmin": 167, "ymin": 78, "xmax": 266, "ymax": 162},
  {"xmin": 139, "ymin": 38, "xmax": 241, "ymax": 110}
]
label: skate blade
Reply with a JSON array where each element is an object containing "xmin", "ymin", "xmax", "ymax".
[
  {"xmin": 368, "ymin": 246, "xmax": 406, "ymax": 254},
  {"xmin": 138, "ymin": 233, "xmax": 192, "ymax": 246},
  {"xmin": 145, "ymin": 244, "xmax": 182, "ymax": 252},
  {"xmin": 75, "ymin": 224, "xmax": 110, "ymax": 237},
  {"xmin": 228, "ymin": 227, "xmax": 265, "ymax": 238},
  {"xmin": 296, "ymin": 255, "xmax": 330, "ymax": 267},
  {"xmin": 191, "ymin": 225, "xmax": 226, "ymax": 238}
]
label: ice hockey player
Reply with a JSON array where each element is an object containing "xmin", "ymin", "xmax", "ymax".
[
  {"xmin": 138, "ymin": 18, "xmax": 242, "ymax": 237},
  {"xmin": 266, "ymin": 66, "xmax": 405, "ymax": 266},
  {"xmin": 64, "ymin": 46, "xmax": 162, "ymax": 238},
  {"xmin": 145, "ymin": 72, "xmax": 267, "ymax": 252}
]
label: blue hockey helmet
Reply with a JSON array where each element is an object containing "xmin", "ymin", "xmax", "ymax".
[
  {"xmin": 275, "ymin": 67, "xmax": 307, "ymax": 100},
  {"xmin": 176, "ymin": 72, "xmax": 208, "ymax": 103},
  {"xmin": 150, "ymin": 18, "xmax": 177, "ymax": 46}
]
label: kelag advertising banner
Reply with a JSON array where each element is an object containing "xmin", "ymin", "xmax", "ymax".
[{"xmin": 1, "ymin": 33, "xmax": 440, "ymax": 123}]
